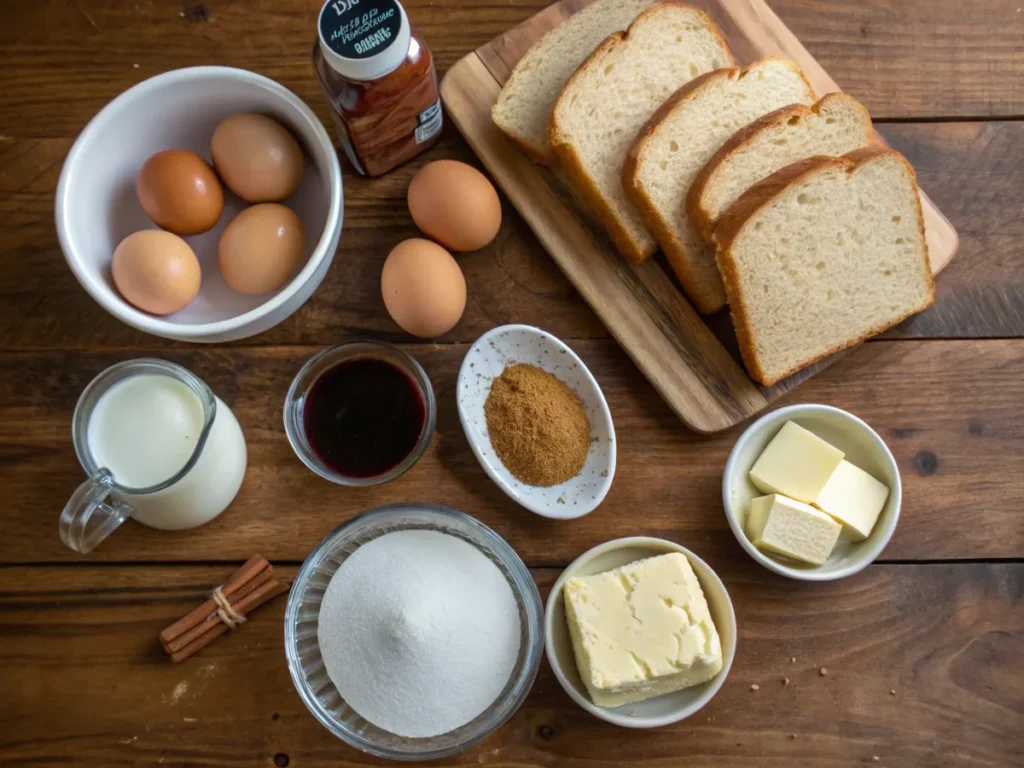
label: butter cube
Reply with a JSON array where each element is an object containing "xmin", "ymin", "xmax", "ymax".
[
  {"xmin": 749, "ymin": 421, "xmax": 844, "ymax": 503},
  {"xmin": 563, "ymin": 553, "xmax": 724, "ymax": 708},
  {"xmin": 814, "ymin": 460, "xmax": 889, "ymax": 540},
  {"xmin": 746, "ymin": 494, "xmax": 841, "ymax": 565}
]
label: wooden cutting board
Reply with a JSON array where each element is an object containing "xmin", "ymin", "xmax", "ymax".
[{"xmin": 439, "ymin": 0, "xmax": 959, "ymax": 433}]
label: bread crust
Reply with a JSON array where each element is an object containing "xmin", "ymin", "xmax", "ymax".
[
  {"xmin": 713, "ymin": 148, "xmax": 935, "ymax": 386},
  {"xmin": 492, "ymin": 51, "xmax": 560, "ymax": 163},
  {"xmin": 492, "ymin": 57, "xmax": 559, "ymax": 162},
  {"xmin": 548, "ymin": 31, "xmax": 653, "ymax": 262},
  {"xmin": 688, "ymin": 93, "xmax": 872, "ymax": 240},
  {"xmin": 493, "ymin": 115, "xmax": 558, "ymax": 164},
  {"xmin": 492, "ymin": 0, "xmax": 658, "ymax": 165},
  {"xmin": 549, "ymin": 2, "xmax": 732, "ymax": 265},
  {"xmin": 622, "ymin": 67, "xmax": 737, "ymax": 307},
  {"xmin": 623, "ymin": 57, "xmax": 809, "ymax": 313}
]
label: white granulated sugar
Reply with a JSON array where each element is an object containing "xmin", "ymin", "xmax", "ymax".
[{"xmin": 317, "ymin": 529, "xmax": 522, "ymax": 738}]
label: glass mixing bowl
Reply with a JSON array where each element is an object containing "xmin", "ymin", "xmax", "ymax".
[{"xmin": 284, "ymin": 503, "xmax": 543, "ymax": 761}]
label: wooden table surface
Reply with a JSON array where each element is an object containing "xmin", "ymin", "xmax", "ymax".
[{"xmin": 1, "ymin": 1, "xmax": 1022, "ymax": 766}]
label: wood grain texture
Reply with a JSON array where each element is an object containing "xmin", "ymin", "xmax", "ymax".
[
  {"xmin": 1, "ymin": 0, "xmax": 1021, "ymax": 139},
  {"xmin": 0, "ymin": 132, "xmax": 606, "ymax": 350},
  {"xmin": 1, "ymin": 2, "xmax": 1021, "ymax": 765},
  {"xmin": 445, "ymin": 53, "xmax": 765, "ymax": 432},
  {"xmin": 0, "ymin": 0, "xmax": 542, "ymax": 139},
  {"xmin": 440, "ymin": 0, "xmax": 959, "ymax": 431},
  {"xmin": 3, "ymin": 340, "xmax": 1022, "ymax": 565},
  {"xmin": 459, "ymin": 0, "xmax": 957, "ymax": 278},
  {"xmin": 879, "ymin": 121, "xmax": 1024, "ymax": 338},
  {"xmin": 1, "ymin": 119, "xmax": 1020, "ymax": 350},
  {"xmin": 769, "ymin": 0, "xmax": 1024, "ymax": 120},
  {"xmin": 1, "ymin": 562, "xmax": 1020, "ymax": 767}
]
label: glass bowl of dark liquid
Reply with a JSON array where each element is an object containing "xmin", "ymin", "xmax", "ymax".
[{"xmin": 284, "ymin": 341, "xmax": 436, "ymax": 486}]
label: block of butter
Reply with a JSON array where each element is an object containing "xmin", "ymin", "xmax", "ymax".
[
  {"xmin": 747, "ymin": 494, "xmax": 841, "ymax": 565},
  {"xmin": 562, "ymin": 553, "xmax": 723, "ymax": 708},
  {"xmin": 814, "ymin": 460, "xmax": 889, "ymax": 540},
  {"xmin": 749, "ymin": 421, "xmax": 844, "ymax": 503}
]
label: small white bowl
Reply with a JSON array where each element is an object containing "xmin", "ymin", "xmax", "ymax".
[
  {"xmin": 723, "ymin": 404, "xmax": 902, "ymax": 581},
  {"xmin": 56, "ymin": 66, "xmax": 343, "ymax": 343},
  {"xmin": 545, "ymin": 537, "xmax": 736, "ymax": 728},
  {"xmin": 456, "ymin": 325, "xmax": 615, "ymax": 520}
]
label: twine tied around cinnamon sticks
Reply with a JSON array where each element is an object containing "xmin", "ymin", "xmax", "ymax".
[
  {"xmin": 211, "ymin": 586, "xmax": 246, "ymax": 629},
  {"xmin": 159, "ymin": 555, "xmax": 289, "ymax": 663}
]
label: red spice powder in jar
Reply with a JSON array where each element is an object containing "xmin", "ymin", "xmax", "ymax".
[{"xmin": 313, "ymin": 0, "xmax": 442, "ymax": 177}]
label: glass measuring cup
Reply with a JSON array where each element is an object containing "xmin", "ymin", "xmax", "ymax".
[{"xmin": 60, "ymin": 359, "xmax": 247, "ymax": 554}]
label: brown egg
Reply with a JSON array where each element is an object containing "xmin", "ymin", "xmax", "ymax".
[
  {"xmin": 112, "ymin": 230, "xmax": 201, "ymax": 315},
  {"xmin": 136, "ymin": 149, "xmax": 224, "ymax": 235},
  {"xmin": 218, "ymin": 203, "xmax": 305, "ymax": 295},
  {"xmin": 211, "ymin": 113, "xmax": 305, "ymax": 203},
  {"xmin": 407, "ymin": 160, "xmax": 502, "ymax": 252},
  {"xmin": 381, "ymin": 238, "xmax": 466, "ymax": 338}
]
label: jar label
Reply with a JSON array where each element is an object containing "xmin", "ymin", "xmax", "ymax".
[
  {"xmin": 319, "ymin": 0, "xmax": 402, "ymax": 60},
  {"xmin": 415, "ymin": 100, "xmax": 443, "ymax": 144}
]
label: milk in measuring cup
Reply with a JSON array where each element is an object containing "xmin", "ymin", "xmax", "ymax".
[{"xmin": 87, "ymin": 373, "xmax": 247, "ymax": 529}]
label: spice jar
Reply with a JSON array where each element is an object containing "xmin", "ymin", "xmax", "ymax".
[{"xmin": 313, "ymin": 0, "xmax": 442, "ymax": 177}]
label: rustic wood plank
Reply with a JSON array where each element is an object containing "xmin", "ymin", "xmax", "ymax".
[
  {"xmin": 879, "ymin": 121, "xmax": 1024, "ymax": 338},
  {"xmin": 3, "ymin": 116, "xmax": 1019, "ymax": 350},
  {"xmin": 0, "ymin": 0, "xmax": 544, "ymax": 139},
  {"xmin": 444, "ymin": 52, "xmax": 769, "ymax": 432},
  {"xmin": 1, "ymin": 0, "xmax": 1021, "ymax": 140},
  {"xmin": 0, "ymin": 133, "xmax": 605, "ymax": 350},
  {"xmin": 442, "ymin": 0, "xmax": 962, "ymax": 431},
  {"xmin": 459, "ymin": 0, "xmax": 961, "ymax": 264},
  {"xmin": 769, "ymin": 0, "xmax": 1024, "ymax": 121},
  {"xmin": 2, "ymin": 4, "xmax": 1019, "ymax": 768},
  {"xmin": 1, "ymin": 339, "xmax": 1021, "ymax": 564},
  {"xmin": 0, "ymin": 562, "xmax": 1020, "ymax": 767}
]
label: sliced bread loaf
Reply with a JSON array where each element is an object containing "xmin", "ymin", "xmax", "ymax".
[
  {"xmin": 714, "ymin": 148, "xmax": 935, "ymax": 386},
  {"xmin": 688, "ymin": 93, "xmax": 872, "ymax": 240},
  {"xmin": 548, "ymin": 3, "xmax": 733, "ymax": 263},
  {"xmin": 492, "ymin": 0, "xmax": 658, "ymax": 164},
  {"xmin": 623, "ymin": 57, "xmax": 815, "ymax": 313}
]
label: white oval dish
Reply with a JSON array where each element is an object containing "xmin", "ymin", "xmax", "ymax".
[
  {"xmin": 55, "ymin": 66, "xmax": 343, "ymax": 343},
  {"xmin": 456, "ymin": 324, "xmax": 615, "ymax": 520},
  {"xmin": 723, "ymin": 404, "xmax": 902, "ymax": 581},
  {"xmin": 545, "ymin": 537, "xmax": 736, "ymax": 729}
]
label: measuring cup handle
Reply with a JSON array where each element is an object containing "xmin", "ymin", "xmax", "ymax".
[{"xmin": 59, "ymin": 470, "xmax": 133, "ymax": 554}]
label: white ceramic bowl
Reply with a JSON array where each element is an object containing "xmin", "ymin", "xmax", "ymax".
[
  {"xmin": 55, "ymin": 66, "xmax": 343, "ymax": 342},
  {"xmin": 723, "ymin": 404, "xmax": 902, "ymax": 581},
  {"xmin": 545, "ymin": 537, "xmax": 736, "ymax": 728},
  {"xmin": 456, "ymin": 325, "xmax": 616, "ymax": 520}
]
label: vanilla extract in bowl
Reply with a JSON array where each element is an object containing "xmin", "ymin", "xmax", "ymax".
[
  {"xmin": 305, "ymin": 358, "xmax": 423, "ymax": 477},
  {"xmin": 284, "ymin": 341, "xmax": 437, "ymax": 486}
]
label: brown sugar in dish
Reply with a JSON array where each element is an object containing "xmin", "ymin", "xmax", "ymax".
[{"xmin": 484, "ymin": 363, "xmax": 590, "ymax": 487}]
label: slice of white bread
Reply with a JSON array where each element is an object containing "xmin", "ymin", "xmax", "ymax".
[
  {"xmin": 548, "ymin": 3, "xmax": 734, "ymax": 263},
  {"xmin": 623, "ymin": 58, "xmax": 815, "ymax": 313},
  {"xmin": 713, "ymin": 148, "xmax": 936, "ymax": 386},
  {"xmin": 688, "ymin": 93, "xmax": 872, "ymax": 240},
  {"xmin": 492, "ymin": 0, "xmax": 658, "ymax": 164}
]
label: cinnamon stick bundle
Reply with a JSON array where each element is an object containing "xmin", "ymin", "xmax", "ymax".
[{"xmin": 160, "ymin": 555, "xmax": 289, "ymax": 663}]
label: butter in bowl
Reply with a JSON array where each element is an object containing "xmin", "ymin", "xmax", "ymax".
[
  {"xmin": 723, "ymin": 404, "xmax": 902, "ymax": 580},
  {"xmin": 545, "ymin": 537, "xmax": 736, "ymax": 728}
]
